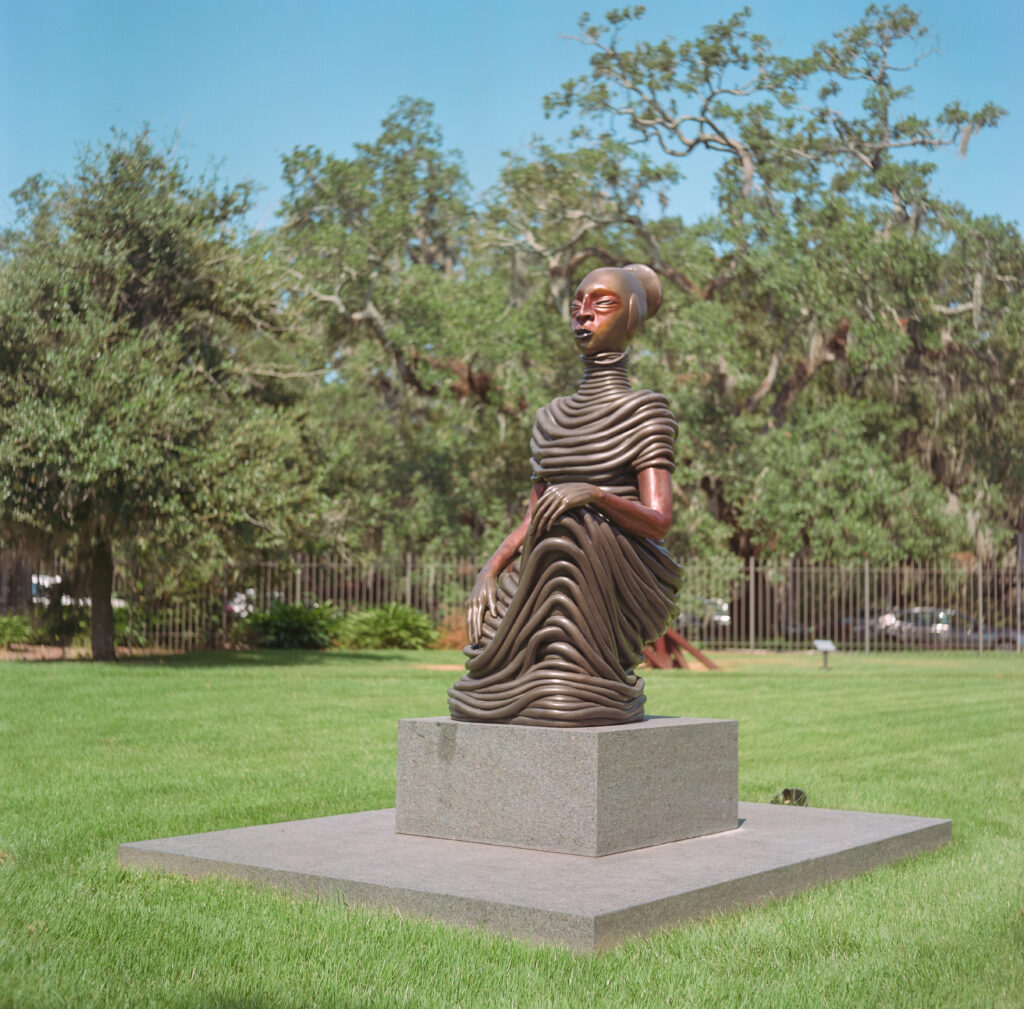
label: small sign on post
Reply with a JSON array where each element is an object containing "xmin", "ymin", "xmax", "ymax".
[{"xmin": 813, "ymin": 639, "xmax": 837, "ymax": 670}]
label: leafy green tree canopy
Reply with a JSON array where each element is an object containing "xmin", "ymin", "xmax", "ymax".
[
  {"xmin": 537, "ymin": 4, "xmax": 1021, "ymax": 563},
  {"xmin": 0, "ymin": 131, "xmax": 320, "ymax": 657}
]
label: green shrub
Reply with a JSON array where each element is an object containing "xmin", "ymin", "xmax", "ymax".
[
  {"xmin": 31, "ymin": 598, "xmax": 89, "ymax": 646},
  {"xmin": 336, "ymin": 603, "xmax": 437, "ymax": 650},
  {"xmin": 0, "ymin": 614, "xmax": 32, "ymax": 649},
  {"xmin": 113, "ymin": 607, "xmax": 148, "ymax": 648},
  {"xmin": 242, "ymin": 601, "xmax": 341, "ymax": 650}
]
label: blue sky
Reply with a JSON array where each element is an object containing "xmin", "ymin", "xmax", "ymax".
[{"xmin": 2, "ymin": 1, "xmax": 1021, "ymax": 231}]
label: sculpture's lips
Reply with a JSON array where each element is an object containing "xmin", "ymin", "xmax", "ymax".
[{"xmin": 574, "ymin": 327, "xmax": 592, "ymax": 341}]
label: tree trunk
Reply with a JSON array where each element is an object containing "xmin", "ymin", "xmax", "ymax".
[{"xmin": 89, "ymin": 537, "xmax": 116, "ymax": 660}]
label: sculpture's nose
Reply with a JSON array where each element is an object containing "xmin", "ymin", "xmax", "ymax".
[{"xmin": 574, "ymin": 297, "xmax": 593, "ymax": 323}]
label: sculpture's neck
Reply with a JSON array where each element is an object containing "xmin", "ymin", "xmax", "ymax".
[{"xmin": 578, "ymin": 350, "xmax": 632, "ymax": 394}]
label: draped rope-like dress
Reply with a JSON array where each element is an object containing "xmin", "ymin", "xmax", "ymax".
[{"xmin": 448, "ymin": 351, "xmax": 681, "ymax": 727}]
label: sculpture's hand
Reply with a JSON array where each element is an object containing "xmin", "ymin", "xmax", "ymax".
[
  {"xmin": 466, "ymin": 569, "xmax": 498, "ymax": 645},
  {"xmin": 524, "ymin": 483, "xmax": 600, "ymax": 554}
]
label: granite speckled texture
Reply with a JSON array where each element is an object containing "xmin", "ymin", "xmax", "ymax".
[
  {"xmin": 119, "ymin": 803, "xmax": 952, "ymax": 951},
  {"xmin": 395, "ymin": 716, "xmax": 738, "ymax": 855}
]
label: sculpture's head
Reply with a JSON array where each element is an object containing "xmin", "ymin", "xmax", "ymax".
[{"xmin": 570, "ymin": 264, "xmax": 663, "ymax": 355}]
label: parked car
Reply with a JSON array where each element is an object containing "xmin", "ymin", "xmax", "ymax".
[
  {"xmin": 889, "ymin": 606, "xmax": 963, "ymax": 644},
  {"xmin": 889, "ymin": 607, "xmax": 1023, "ymax": 649},
  {"xmin": 948, "ymin": 617, "xmax": 1024, "ymax": 650},
  {"xmin": 677, "ymin": 598, "xmax": 731, "ymax": 636},
  {"xmin": 838, "ymin": 608, "xmax": 898, "ymax": 642},
  {"xmin": 965, "ymin": 623, "xmax": 1024, "ymax": 650}
]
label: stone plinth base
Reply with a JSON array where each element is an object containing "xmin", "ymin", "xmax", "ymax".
[
  {"xmin": 119, "ymin": 715, "xmax": 952, "ymax": 949},
  {"xmin": 395, "ymin": 716, "xmax": 738, "ymax": 855},
  {"xmin": 119, "ymin": 803, "xmax": 952, "ymax": 951}
]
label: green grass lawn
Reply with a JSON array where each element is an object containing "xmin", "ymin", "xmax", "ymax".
[{"xmin": 1, "ymin": 649, "xmax": 1021, "ymax": 1008}]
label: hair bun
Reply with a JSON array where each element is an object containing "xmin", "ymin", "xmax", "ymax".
[{"xmin": 623, "ymin": 264, "xmax": 662, "ymax": 319}]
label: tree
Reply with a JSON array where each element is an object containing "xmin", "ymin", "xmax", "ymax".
[
  {"xmin": 483, "ymin": 136, "xmax": 677, "ymax": 316},
  {"xmin": 542, "ymin": 4, "xmax": 1022, "ymax": 562},
  {"xmin": 277, "ymin": 99, "xmax": 566, "ymax": 558},
  {"xmin": 0, "ymin": 131, "xmax": 320, "ymax": 658}
]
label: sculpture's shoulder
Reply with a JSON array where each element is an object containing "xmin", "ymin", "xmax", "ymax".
[
  {"xmin": 626, "ymin": 388, "xmax": 677, "ymax": 435},
  {"xmin": 531, "ymin": 394, "xmax": 574, "ymax": 437},
  {"xmin": 628, "ymin": 388, "xmax": 678, "ymax": 471},
  {"xmin": 534, "ymin": 391, "xmax": 572, "ymax": 418},
  {"xmin": 627, "ymin": 386, "xmax": 674, "ymax": 414}
]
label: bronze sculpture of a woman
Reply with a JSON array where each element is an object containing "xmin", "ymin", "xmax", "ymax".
[{"xmin": 448, "ymin": 264, "xmax": 680, "ymax": 727}]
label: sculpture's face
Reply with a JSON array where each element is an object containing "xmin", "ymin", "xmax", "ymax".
[{"xmin": 571, "ymin": 271, "xmax": 632, "ymax": 354}]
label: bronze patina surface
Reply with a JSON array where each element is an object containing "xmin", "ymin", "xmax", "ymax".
[{"xmin": 449, "ymin": 265, "xmax": 681, "ymax": 726}]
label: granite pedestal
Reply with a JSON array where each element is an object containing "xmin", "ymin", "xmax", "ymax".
[
  {"xmin": 119, "ymin": 714, "xmax": 951, "ymax": 949},
  {"xmin": 396, "ymin": 716, "xmax": 738, "ymax": 854},
  {"xmin": 119, "ymin": 804, "xmax": 951, "ymax": 951}
]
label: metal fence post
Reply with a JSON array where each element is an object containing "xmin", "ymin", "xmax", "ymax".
[
  {"xmin": 1018, "ymin": 531, "xmax": 1023, "ymax": 654},
  {"xmin": 978, "ymin": 557, "xmax": 984, "ymax": 658},
  {"xmin": 864, "ymin": 558, "xmax": 870, "ymax": 655},
  {"xmin": 749, "ymin": 555, "xmax": 755, "ymax": 652},
  {"xmin": 126, "ymin": 552, "xmax": 134, "ymax": 659},
  {"xmin": 221, "ymin": 567, "xmax": 228, "ymax": 650}
]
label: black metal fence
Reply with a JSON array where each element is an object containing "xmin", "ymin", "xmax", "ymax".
[
  {"xmin": 9, "ymin": 552, "xmax": 1024, "ymax": 655},
  {"xmin": 102, "ymin": 554, "xmax": 478, "ymax": 653},
  {"xmin": 674, "ymin": 557, "xmax": 1023, "ymax": 654}
]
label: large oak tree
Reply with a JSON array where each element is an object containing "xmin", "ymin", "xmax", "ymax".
[
  {"xmin": 0, "ymin": 132, "xmax": 320, "ymax": 657},
  {"xmin": 537, "ymin": 4, "xmax": 1022, "ymax": 563}
]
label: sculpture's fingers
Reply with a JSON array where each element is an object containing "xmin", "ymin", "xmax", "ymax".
[
  {"xmin": 526, "ymin": 487, "xmax": 565, "ymax": 546},
  {"xmin": 528, "ymin": 508, "xmax": 547, "ymax": 539},
  {"xmin": 539, "ymin": 494, "xmax": 569, "ymax": 533},
  {"xmin": 532, "ymin": 493, "xmax": 561, "ymax": 534}
]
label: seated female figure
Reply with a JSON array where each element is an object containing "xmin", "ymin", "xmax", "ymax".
[{"xmin": 448, "ymin": 264, "xmax": 680, "ymax": 727}]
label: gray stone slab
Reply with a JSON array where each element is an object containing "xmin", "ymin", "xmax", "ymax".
[
  {"xmin": 396, "ymin": 716, "xmax": 738, "ymax": 855},
  {"xmin": 119, "ymin": 803, "xmax": 951, "ymax": 951}
]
